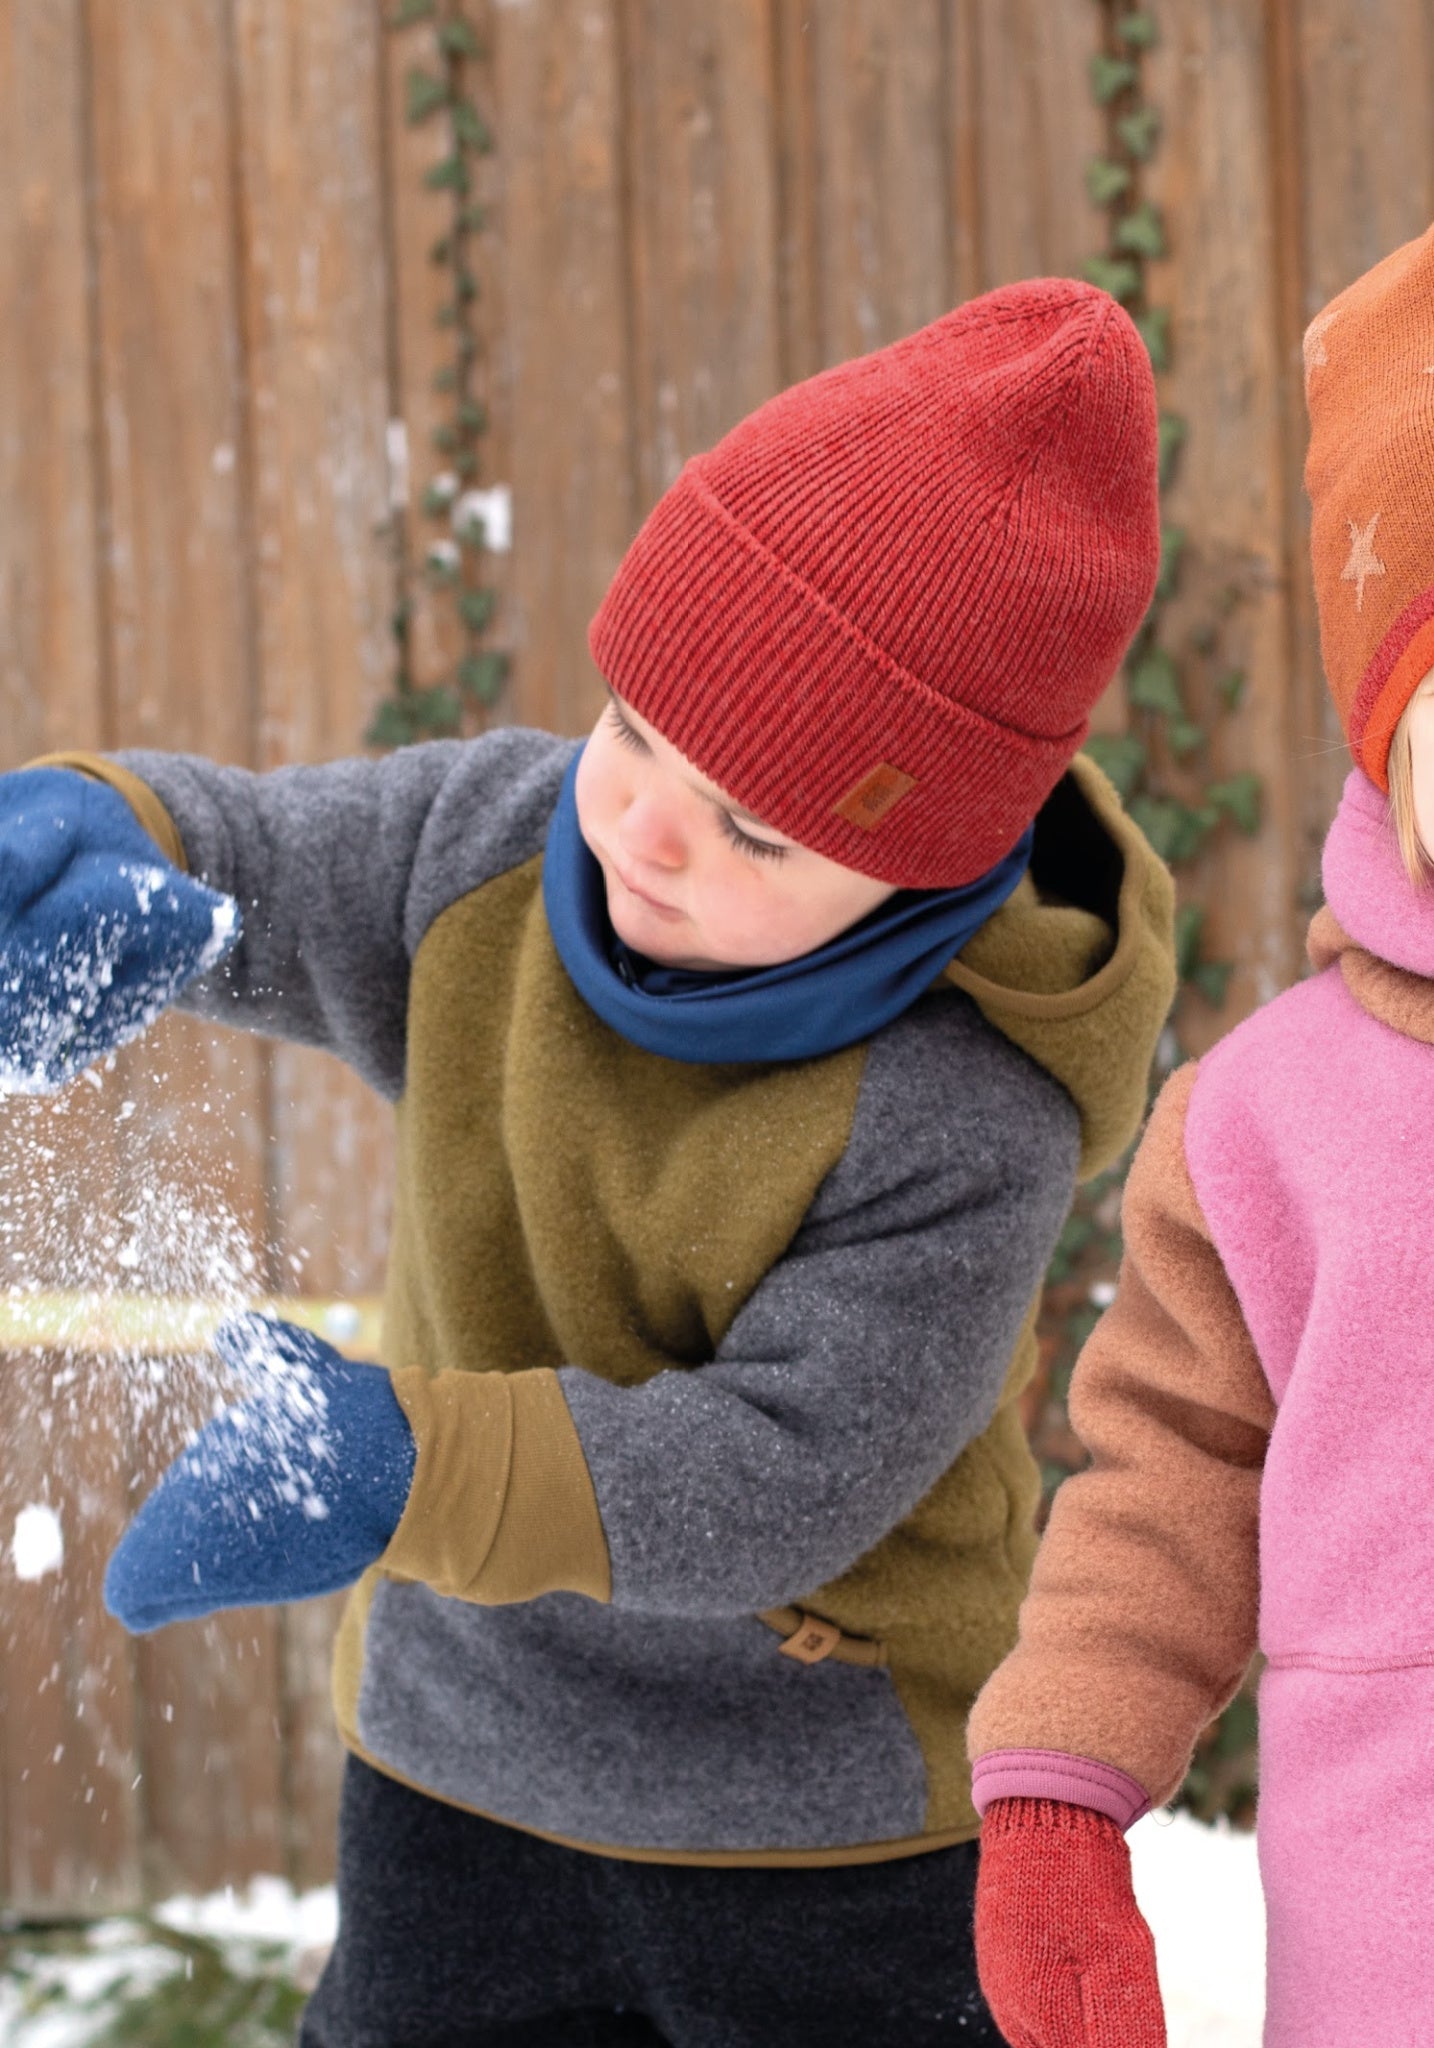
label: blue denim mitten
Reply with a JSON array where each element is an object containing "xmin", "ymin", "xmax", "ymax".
[
  {"xmin": 103, "ymin": 1314, "xmax": 417, "ymax": 1633},
  {"xmin": 0, "ymin": 767, "xmax": 240, "ymax": 1092}
]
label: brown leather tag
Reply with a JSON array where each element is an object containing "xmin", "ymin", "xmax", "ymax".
[
  {"xmin": 778, "ymin": 1614, "xmax": 842, "ymax": 1665},
  {"xmin": 833, "ymin": 762, "xmax": 916, "ymax": 829}
]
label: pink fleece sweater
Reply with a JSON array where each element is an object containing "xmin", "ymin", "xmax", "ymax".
[{"xmin": 973, "ymin": 770, "xmax": 1434, "ymax": 2044}]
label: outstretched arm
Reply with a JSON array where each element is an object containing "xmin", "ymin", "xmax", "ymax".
[{"xmin": 42, "ymin": 729, "xmax": 575, "ymax": 1099}]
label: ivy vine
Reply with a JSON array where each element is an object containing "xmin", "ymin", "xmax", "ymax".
[
  {"xmin": 1033, "ymin": 0, "xmax": 1264, "ymax": 1828},
  {"xmin": 369, "ymin": 0, "xmax": 509, "ymax": 747}
]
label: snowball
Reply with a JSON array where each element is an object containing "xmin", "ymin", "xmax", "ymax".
[{"xmin": 12, "ymin": 1502, "xmax": 64, "ymax": 1581}]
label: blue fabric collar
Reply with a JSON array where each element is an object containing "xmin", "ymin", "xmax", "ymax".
[{"xmin": 542, "ymin": 751, "xmax": 1031, "ymax": 1065}]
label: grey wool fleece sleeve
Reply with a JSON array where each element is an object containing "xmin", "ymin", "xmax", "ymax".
[
  {"xmin": 115, "ymin": 729, "xmax": 576, "ymax": 1100},
  {"xmin": 559, "ymin": 990, "xmax": 1080, "ymax": 1618}
]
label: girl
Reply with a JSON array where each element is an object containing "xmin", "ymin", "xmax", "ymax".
[{"xmin": 970, "ymin": 224, "xmax": 1434, "ymax": 2047}]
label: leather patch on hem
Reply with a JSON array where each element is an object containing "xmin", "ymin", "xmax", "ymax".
[
  {"xmin": 834, "ymin": 763, "xmax": 916, "ymax": 829},
  {"xmin": 777, "ymin": 1613, "xmax": 843, "ymax": 1665}
]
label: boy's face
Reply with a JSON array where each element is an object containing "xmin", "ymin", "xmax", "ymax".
[{"xmin": 574, "ymin": 692, "xmax": 897, "ymax": 971}]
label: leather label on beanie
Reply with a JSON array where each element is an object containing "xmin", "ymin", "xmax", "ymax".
[{"xmin": 834, "ymin": 763, "xmax": 916, "ymax": 829}]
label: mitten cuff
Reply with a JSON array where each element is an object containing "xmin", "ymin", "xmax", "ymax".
[
  {"xmin": 385, "ymin": 1366, "xmax": 611, "ymax": 1605},
  {"xmin": 26, "ymin": 753, "xmax": 188, "ymax": 872}
]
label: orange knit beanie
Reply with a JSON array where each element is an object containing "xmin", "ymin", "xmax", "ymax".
[{"xmin": 1305, "ymin": 222, "xmax": 1434, "ymax": 790}]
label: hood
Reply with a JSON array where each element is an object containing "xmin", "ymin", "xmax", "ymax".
[
  {"xmin": 1307, "ymin": 768, "xmax": 1434, "ymax": 1045},
  {"xmin": 944, "ymin": 753, "xmax": 1177, "ymax": 1179}
]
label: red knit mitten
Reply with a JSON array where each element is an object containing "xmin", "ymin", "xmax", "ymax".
[{"xmin": 975, "ymin": 1797, "xmax": 1166, "ymax": 2048}]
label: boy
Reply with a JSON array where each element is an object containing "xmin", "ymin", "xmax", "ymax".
[{"xmin": 8, "ymin": 278, "xmax": 1172, "ymax": 2045}]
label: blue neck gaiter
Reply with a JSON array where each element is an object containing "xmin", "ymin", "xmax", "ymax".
[{"xmin": 542, "ymin": 751, "xmax": 1031, "ymax": 1065}]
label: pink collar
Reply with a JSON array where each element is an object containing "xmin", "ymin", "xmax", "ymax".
[{"xmin": 1321, "ymin": 770, "xmax": 1434, "ymax": 979}]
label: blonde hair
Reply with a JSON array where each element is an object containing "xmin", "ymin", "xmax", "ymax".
[{"xmin": 1388, "ymin": 684, "xmax": 1434, "ymax": 885}]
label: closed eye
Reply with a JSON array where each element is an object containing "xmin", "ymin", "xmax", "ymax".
[
  {"xmin": 718, "ymin": 809, "xmax": 788, "ymax": 863},
  {"xmin": 607, "ymin": 703, "xmax": 648, "ymax": 754}
]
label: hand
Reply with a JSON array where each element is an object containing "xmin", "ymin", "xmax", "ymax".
[
  {"xmin": 0, "ymin": 766, "xmax": 239, "ymax": 1093},
  {"xmin": 975, "ymin": 1798, "xmax": 1166, "ymax": 2047},
  {"xmin": 103, "ymin": 1314, "xmax": 416, "ymax": 1633}
]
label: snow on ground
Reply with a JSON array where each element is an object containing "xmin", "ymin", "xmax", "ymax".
[
  {"xmin": 1131, "ymin": 1811, "xmax": 1265, "ymax": 2045},
  {"xmin": 0, "ymin": 1823, "xmax": 1264, "ymax": 2045},
  {"xmin": 0, "ymin": 1880, "xmax": 336, "ymax": 2048}
]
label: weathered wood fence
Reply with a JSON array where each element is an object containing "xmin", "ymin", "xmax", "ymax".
[{"xmin": 1, "ymin": 0, "xmax": 1431, "ymax": 1911}]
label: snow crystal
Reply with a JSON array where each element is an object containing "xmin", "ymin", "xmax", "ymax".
[
  {"xmin": 197, "ymin": 894, "xmax": 239, "ymax": 973},
  {"xmin": 12, "ymin": 1502, "xmax": 64, "ymax": 1581}
]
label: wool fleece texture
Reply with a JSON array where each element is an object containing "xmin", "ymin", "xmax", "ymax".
[
  {"xmin": 969, "ymin": 767, "xmax": 1434, "ymax": 2041},
  {"xmin": 50, "ymin": 729, "xmax": 1173, "ymax": 1866}
]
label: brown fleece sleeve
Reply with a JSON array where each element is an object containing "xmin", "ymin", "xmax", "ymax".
[
  {"xmin": 382, "ymin": 1366, "xmax": 612, "ymax": 1605},
  {"xmin": 26, "ymin": 752, "xmax": 189, "ymax": 873},
  {"xmin": 966, "ymin": 1061, "xmax": 1273, "ymax": 1805}
]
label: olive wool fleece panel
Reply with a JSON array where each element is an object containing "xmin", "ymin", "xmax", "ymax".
[
  {"xmin": 56, "ymin": 727, "xmax": 1174, "ymax": 1866},
  {"xmin": 970, "ymin": 769, "xmax": 1434, "ymax": 2042}
]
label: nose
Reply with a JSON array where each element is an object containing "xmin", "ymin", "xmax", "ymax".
[{"xmin": 616, "ymin": 791, "xmax": 686, "ymax": 872}]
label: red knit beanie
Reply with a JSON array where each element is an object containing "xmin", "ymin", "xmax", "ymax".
[{"xmin": 589, "ymin": 279, "xmax": 1160, "ymax": 888}]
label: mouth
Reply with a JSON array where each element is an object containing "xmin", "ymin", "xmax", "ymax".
[{"xmin": 611, "ymin": 861, "xmax": 683, "ymax": 920}]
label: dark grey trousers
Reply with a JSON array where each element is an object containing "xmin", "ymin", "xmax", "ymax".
[{"xmin": 299, "ymin": 1756, "xmax": 1000, "ymax": 2048}]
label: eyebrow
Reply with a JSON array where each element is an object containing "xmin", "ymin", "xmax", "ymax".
[{"xmin": 605, "ymin": 688, "xmax": 790, "ymax": 841}]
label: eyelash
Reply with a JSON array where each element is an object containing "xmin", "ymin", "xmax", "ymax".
[
  {"xmin": 608, "ymin": 702, "xmax": 787, "ymax": 863},
  {"xmin": 718, "ymin": 810, "xmax": 788, "ymax": 863}
]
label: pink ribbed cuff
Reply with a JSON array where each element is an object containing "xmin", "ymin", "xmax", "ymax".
[{"xmin": 971, "ymin": 1749, "xmax": 1152, "ymax": 1830}]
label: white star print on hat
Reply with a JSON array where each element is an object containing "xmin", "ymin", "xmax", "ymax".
[{"xmin": 1342, "ymin": 511, "xmax": 1387, "ymax": 611}]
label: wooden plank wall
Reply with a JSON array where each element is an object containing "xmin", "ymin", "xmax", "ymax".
[{"xmin": 0, "ymin": 0, "xmax": 1429, "ymax": 1910}]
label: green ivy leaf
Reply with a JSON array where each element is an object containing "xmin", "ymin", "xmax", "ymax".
[
  {"xmin": 1174, "ymin": 902, "xmax": 1205, "ymax": 980},
  {"xmin": 1083, "ymin": 731, "xmax": 1148, "ymax": 801},
  {"xmin": 366, "ymin": 699, "xmax": 421, "ymax": 749},
  {"xmin": 459, "ymin": 650, "xmax": 510, "ymax": 702},
  {"xmin": 1117, "ymin": 106, "xmax": 1161, "ymax": 158},
  {"xmin": 1168, "ymin": 718, "xmax": 1205, "ymax": 758},
  {"xmin": 1213, "ymin": 1692, "xmax": 1259, "ymax": 1756},
  {"xmin": 429, "ymin": 235, "xmax": 452, "ymax": 265},
  {"xmin": 1128, "ymin": 646, "xmax": 1183, "ymax": 717},
  {"xmin": 440, "ymin": 17, "xmax": 482, "ymax": 56},
  {"xmin": 458, "ymin": 587, "xmax": 496, "ymax": 632},
  {"xmin": 1155, "ymin": 525, "xmax": 1186, "ymax": 604},
  {"xmin": 454, "ymin": 450, "xmax": 479, "ymax": 480},
  {"xmin": 1114, "ymin": 201, "xmax": 1167, "ymax": 260},
  {"xmin": 1136, "ymin": 307, "xmax": 1171, "ymax": 371},
  {"xmin": 1207, "ymin": 774, "xmax": 1262, "ymax": 835},
  {"xmin": 405, "ymin": 67, "xmax": 449, "ymax": 124},
  {"xmin": 413, "ymin": 684, "xmax": 458, "ymax": 733},
  {"xmin": 390, "ymin": 0, "xmax": 435, "ymax": 24},
  {"xmin": 458, "ymin": 399, "xmax": 487, "ymax": 432},
  {"xmin": 453, "ymin": 100, "xmax": 493, "ymax": 152},
  {"xmin": 421, "ymin": 481, "xmax": 455, "ymax": 517},
  {"xmin": 454, "ymin": 271, "xmax": 478, "ymax": 303},
  {"xmin": 432, "ymin": 424, "xmax": 459, "ymax": 452},
  {"xmin": 1157, "ymin": 410, "xmax": 1186, "ymax": 486},
  {"xmin": 1085, "ymin": 158, "xmax": 1132, "ymax": 208},
  {"xmin": 425, "ymin": 154, "xmax": 471, "ymax": 194},
  {"xmin": 1115, "ymin": 12, "xmax": 1158, "ymax": 49},
  {"xmin": 1129, "ymin": 794, "xmax": 1213, "ymax": 865},
  {"xmin": 1083, "ymin": 255, "xmax": 1141, "ymax": 303},
  {"xmin": 1090, "ymin": 53, "xmax": 1138, "ymax": 103},
  {"xmin": 1192, "ymin": 958, "xmax": 1233, "ymax": 1007},
  {"xmin": 1218, "ymin": 668, "xmax": 1247, "ymax": 710},
  {"xmin": 436, "ymin": 304, "xmax": 460, "ymax": 327},
  {"xmin": 459, "ymin": 204, "xmax": 488, "ymax": 232},
  {"xmin": 433, "ymin": 366, "xmax": 457, "ymax": 393}
]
